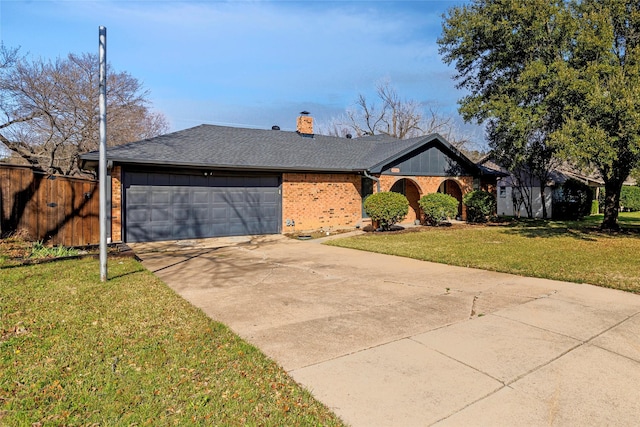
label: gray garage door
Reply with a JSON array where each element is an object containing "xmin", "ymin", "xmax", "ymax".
[{"xmin": 124, "ymin": 171, "xmax": 281, "ymax": 242}]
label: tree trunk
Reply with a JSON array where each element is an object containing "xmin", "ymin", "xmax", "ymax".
[
  {"xmin": 540, "ymin": 184, "xmax": 548, "ymax": 219},
  {"xmin": 601, "ymin": 178, "xmax": 623, "ymax": 231}
]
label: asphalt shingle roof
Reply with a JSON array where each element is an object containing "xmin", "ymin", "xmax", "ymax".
[{"xmin": 81, "ymin": 124, "xmax": 472, "ymax": 173}]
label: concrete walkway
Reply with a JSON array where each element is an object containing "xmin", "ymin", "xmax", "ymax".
[{"xmin": 132, "ymin": 235, "xmax": 640, "ymax": 426}]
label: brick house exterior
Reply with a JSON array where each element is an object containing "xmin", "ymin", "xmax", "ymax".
[
  {"xmin": 281, "ymin": 172, "xmax": 362, "ymax": 232},
  {"xmin": 83, "ymin": 114, "xmax": 489, "ymax": 243}
]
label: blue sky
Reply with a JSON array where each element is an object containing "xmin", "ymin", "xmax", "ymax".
[{"xmin": 1, "ymin": 0, "xmax": 482, "ymax": 143}]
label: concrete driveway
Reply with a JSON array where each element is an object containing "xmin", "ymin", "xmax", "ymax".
[{"xmin": 132, "ymin": 235, "xmax": 640, "ymax": 426}]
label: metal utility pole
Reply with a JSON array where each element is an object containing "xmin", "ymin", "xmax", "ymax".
[{"xmin": 99, "ymin": 26, "xmax": 108, "ymax": 282}]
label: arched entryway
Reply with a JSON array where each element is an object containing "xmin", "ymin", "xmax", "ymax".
[
  {"xmin": 438, "ymin": 179, "xmax": 463, "ymax": 219},
  {"xmin": 390, "ymin": 178, "xmax": 421, "ymax": 224}
]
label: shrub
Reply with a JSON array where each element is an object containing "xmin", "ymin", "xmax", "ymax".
[
  {"xmin": 620, "ymin": 186, "xmax": 640, "ymax": 211},
  {"xmin": 591, "ymin": 200, "xmax": 599, "ymax": 215},
  {"xmin": 462, "ymin": 190, "xmax": 496, "ymax": 223},
  {"xmin": 363, "ymin": 192, "xmax": 409, "ymax": 230},
  {"xmin": 552, "ymin": 178, "xmax": 593, "ymax": 220},
  {"xmin": 419, "ymin": 193, "xmax": 458, "ymax": 226}
]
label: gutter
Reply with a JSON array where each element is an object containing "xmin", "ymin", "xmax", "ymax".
[
  {"xmin": 77, "ymin": 156, "xmax": 369, "ymax": 174},
  {"xmin": 363, "ymin": 170, "xmax": 381, "ymax": 193}
]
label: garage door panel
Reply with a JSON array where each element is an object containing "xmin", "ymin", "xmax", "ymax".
[
  {"xmin": 257, "ymin": 206, "xmax": 277, "ymax": 217},
  {"xmin": 246, "ymin": 191, "xmax": 262, "ymax": 204},
  {"xmin": 171, "ymin": 207, "xmax": 209, "ymax": 222},
  {"xmin": 226, "ymin": 191, "xmax": 245, "ymax": 203},
  {"xmin": 211, "ymin": 223, "xmax": 230, "ymax": 235},
  {"xmin": 172, "ymin": 225, "xmax": 202, "ymax": 240},
  {"xmin": 211, "ymin": 206, "xmax": 228, "ymax": 218},
  {"xmin": 192, "ymin": 190, "xmax": 209, "ymax": 204},
  {"xmin": 150, "ymin": 224, "xmax": 172, "ymax": 238},
  {"xmin": 127, "ymin": 191, "xmax": 149, "ymax": 204},
  {"xmin": 151, "ymin": 207, "xmax": 170, "ymax": 222},
  {"xmin": 173, "ymin": 207, "xmax": 192, "ymax": 221},
  {"xmin": 125, "ymin": 171, "xmax": 281, "ymax": 242},
  {"xmin": 227, "ymin": 209, "xmax": 244, "ymax": 220},
  {"xmin": 127, "ymin": 206, "xmax": 150, "ymax": 222},
  {"xmin": 261, "ymin": 192, "xmax": 278, "ymax": 203},
  {"xmin": 211, "ymin": 191, "xmax": 230, "ymax": 203},
  {"xmin": 171, "ymin": 191, "xmax": 190, "ymax": 204},
  {"xmin": 229, "ymin": 223, "xmax": 250, "ymax": 235},
  {"xmin": 191, "ymin": 207, "xmax": 210, "ymax": 221},
  {"xmin": 244, "ymin": 206, "xmax": 275, "ymax": 218},
  {"xmin": 152, "ymin": 191, "xmax": 170, "ymax": 204}
]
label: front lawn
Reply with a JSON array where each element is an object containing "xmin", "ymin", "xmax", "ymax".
[
  {"xmin": 0, "ymin": 258, "xmax": 344, "ymax": 426},
  {"xmin": 327, "ymin": 212, "xmax": 640, "ymax": 293}
]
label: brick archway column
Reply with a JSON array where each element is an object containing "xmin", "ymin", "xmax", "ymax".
[{"xmin": 375, "ymin": 175, "xmax": 475, "ymax": 221}]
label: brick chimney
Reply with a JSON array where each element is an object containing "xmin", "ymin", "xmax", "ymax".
[{"xmin": 296, "ymin": 111, "xmax": 313, "ymax": 135}]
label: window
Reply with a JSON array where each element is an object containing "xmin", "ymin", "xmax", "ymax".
[
  {"xmin": 361, "ymin": 177, "xmax": 374, "ymax": 217},
  {"xmin": 499, "ymin": 186, "xmax": 507, "ymax": 198}
]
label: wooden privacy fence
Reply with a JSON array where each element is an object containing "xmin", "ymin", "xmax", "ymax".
[{"xmin": 0, "ymin": 164, "xmax": 99, "ymax": 246}]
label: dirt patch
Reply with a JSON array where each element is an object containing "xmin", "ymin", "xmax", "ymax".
[{"xmin": 0, "ymin": 236, "xmax": 133, "ymax": 268}]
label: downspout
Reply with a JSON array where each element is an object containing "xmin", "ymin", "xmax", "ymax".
[{"xmin": 363, "ymin": 170, "xmax": 381, "ymax": 193}]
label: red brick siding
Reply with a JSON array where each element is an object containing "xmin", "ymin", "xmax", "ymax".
[
  {"xmin": 109, "ymin": 166, "xmax": 476, "ymax": 238},
  {"xmin": 282, "ymin": 173, "xmax": 362, "ymax": 231},
  {"xmin": 110, "ymin": 166, "xmax": 123, "ymax": 242}
]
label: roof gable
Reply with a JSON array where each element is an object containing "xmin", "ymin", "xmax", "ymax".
[
  {"xmin": 367, "ymin": 134, "xmax": 479, "ymax": 176},
  {"xmin": 372, "ymin": 143, "xmax": 470, "ymax": 176}
]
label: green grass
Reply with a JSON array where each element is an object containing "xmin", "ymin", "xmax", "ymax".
[
  {"xmin": 28, "ymin": 241, "xmax": 79, "ymax": 259},
  {"xmin": 327, "ymin": 212, "xmax": 640, "ymax": 293},
  {"xmin": 0, "ymin": 258, "xmax": 344, "ymax": 426}
]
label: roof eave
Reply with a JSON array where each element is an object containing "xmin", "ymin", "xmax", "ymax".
[{"xmin": 79, "ymin": 155, "xmax": 365, "ymax": 174}]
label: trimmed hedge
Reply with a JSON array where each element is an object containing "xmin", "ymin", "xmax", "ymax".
[
  {"xmin": 462, "ymin": 190, "xmax": 496, "ymax": 223},
  {"xmin": 419, "ymin": 193, "xmax": 458, "ymax": 226},
  {"xmin": 363, "ymin": 192, "xmax": 409, "ymax": 230},
  {"xmin": 620, "ymin": 186, "xmax": 640, "ymax": 211}
]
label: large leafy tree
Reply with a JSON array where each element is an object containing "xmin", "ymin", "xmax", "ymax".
[
  {"xmin": 439, "ymin": 0, "xmax": 569, "ymax": 219},
  {"xmin": 553, "ymin": 0, "xmax": 640, "ymax": 229},
  {"xmin": 0, "ymin": 46, "xmax": 169, "ymax": 176},
  {"xmin": 439, "ymin": 0, "xmax": 640, "ymax": 229}
]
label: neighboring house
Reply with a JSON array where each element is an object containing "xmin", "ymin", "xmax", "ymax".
[
  {"xmin": 478, "ymin": 157, "xmax": 553, "ymax": 218},
  {"xmin": 80, "ymin": 113, "xmax": 491, "ymax": 243},
  {"xmin": 479, "ymin": 155, "xmax": 633, "ymax": 218}
]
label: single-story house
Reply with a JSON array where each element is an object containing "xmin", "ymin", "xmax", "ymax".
[
  {"xmin": 80, "ymin": 113, "xmax": 493, "ymax": 243},
  {"xmin": 478, "ymin": 155, "xmax": 635, "ymax": 218}
]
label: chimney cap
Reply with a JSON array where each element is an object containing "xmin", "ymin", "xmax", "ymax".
[{"xmin": 300, "ymin": 110, "xmax": 310, "ymax": 115}]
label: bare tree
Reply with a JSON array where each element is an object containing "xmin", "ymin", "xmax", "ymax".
[
  {"xmin": 0, "ymin": 47, "xmax": 169, "ymax": 176},
  {"xmin": 321, "ymin": 81, "xmax": 473, "ymax": 150}
]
